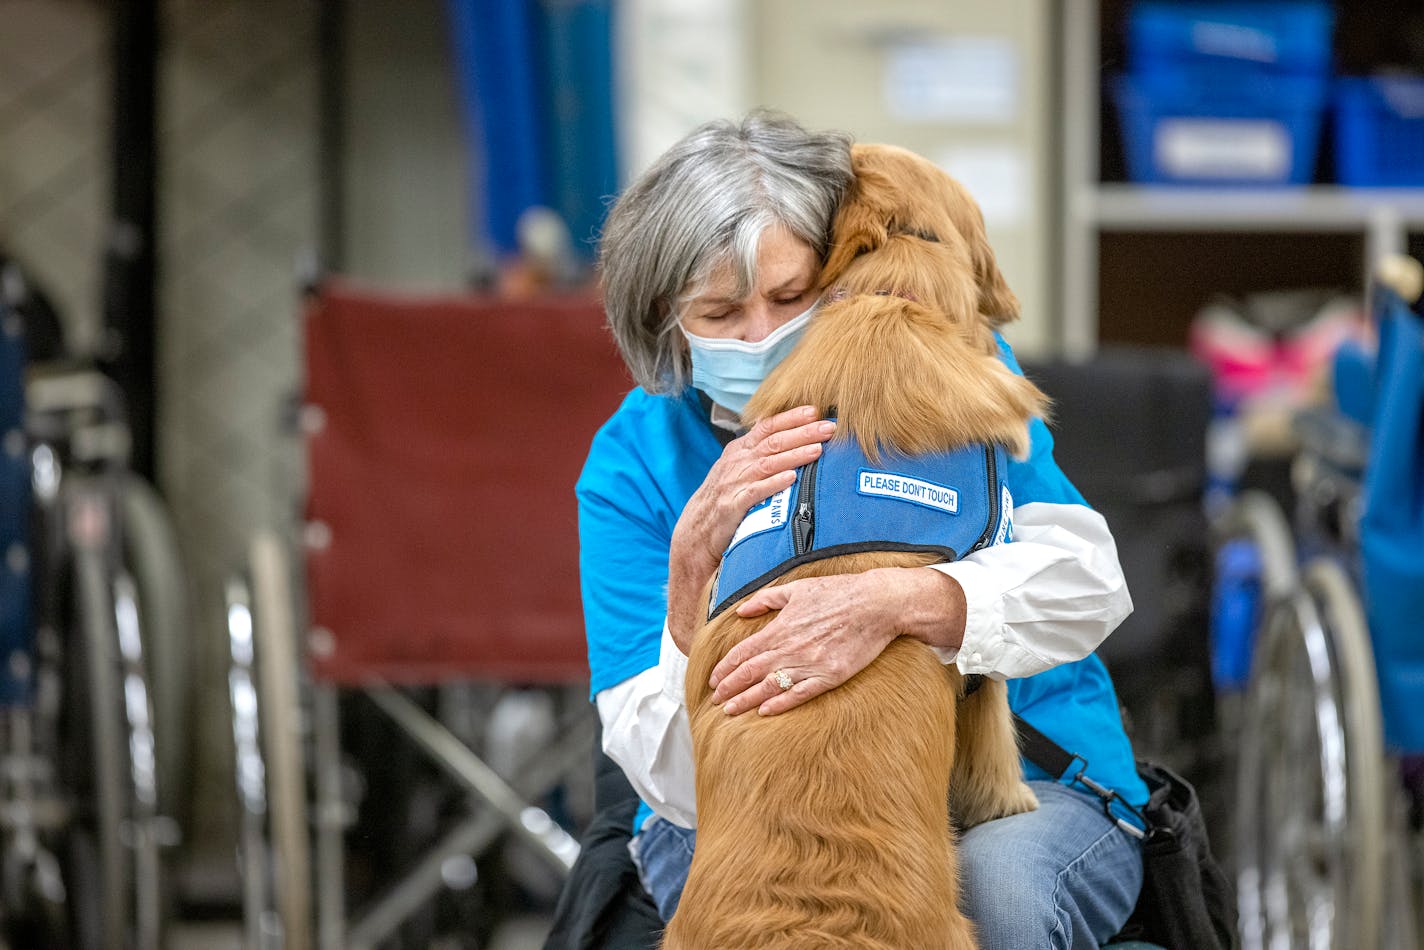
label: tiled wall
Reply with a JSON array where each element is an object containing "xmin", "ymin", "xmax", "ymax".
[
  {"xmin": 0, "ymin": 0, "xmax": 108, "ymax": 354},
  {"xmin": 160, "ymin": 0, "xmax": 319, "ymax": 859},
  {"xmin": 160, "ymin": 0, "xmax": 316, "ymax": 604}
]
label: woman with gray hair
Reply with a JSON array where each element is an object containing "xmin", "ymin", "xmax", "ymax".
[{"xmin": 574, "ymin": 110, "xmax": 1144, "ymax": 949}]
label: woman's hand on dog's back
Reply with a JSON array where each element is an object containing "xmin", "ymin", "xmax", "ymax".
[
  {"xmin": 709, "ymin": 565, "xmax": 968, "ymax": 716},
  {"xmin": 667, "ymin": 405, "xmax": 836, "ymax": 654}
]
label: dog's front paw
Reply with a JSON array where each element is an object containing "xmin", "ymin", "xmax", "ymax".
[
  {"xmin": 1001, "ymin": 780, "xmax": 1039, "ymax": 818},
  {"xmin": 953, "ymin": 780, "xmax": 1039, "ymax": 829}
]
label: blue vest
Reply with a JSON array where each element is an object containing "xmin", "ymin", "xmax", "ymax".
[{"xmin": 710, "ymin": 439, "xmax": 1013, "ymax": 618}]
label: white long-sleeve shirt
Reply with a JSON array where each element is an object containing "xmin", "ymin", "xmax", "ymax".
[{"xmin": 594, "ymin": 499, "xmax": 1132, "ymax": 829}]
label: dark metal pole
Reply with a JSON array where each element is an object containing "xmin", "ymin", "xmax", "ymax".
[{"xmin": 104, "ymin": 0, "xmax": 159, "ymax": 481}]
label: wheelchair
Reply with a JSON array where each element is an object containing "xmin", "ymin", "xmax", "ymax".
[
  {"xmin": 223, "ymin": 281, "xmax": 631, "ymax": 949},
  {"xmin": 1217, "ymin": 255, "xmax": 1424, "ymax": 950},
  {"xmin": 0, "ymin": 262, "xmax": 188, "ymax": 949}
]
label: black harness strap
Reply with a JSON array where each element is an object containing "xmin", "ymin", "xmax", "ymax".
[
  {"xmin": 1013, "ymin": 713, "xmax": 1080, "ymax": 780},
  {"xmin": 1014, "ymin": 713, "xmax": 1147, "ymax": 839}
]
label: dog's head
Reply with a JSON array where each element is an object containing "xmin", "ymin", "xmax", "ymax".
[
  {"xmin": 819, "ymin": 144, "xmax": 1018, "ymax": 343},
  {"xmin": 744, "ymin": 143, "xmax": 1046, "ymax": 460}
]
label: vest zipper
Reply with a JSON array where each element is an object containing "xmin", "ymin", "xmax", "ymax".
[
  {"xmin": 969, "ymin": 445, "xmax": 1000, "ymax": 553},
  {"xmin": 792, "ymin": 458, "xmax": 819, "ymax": 555}
]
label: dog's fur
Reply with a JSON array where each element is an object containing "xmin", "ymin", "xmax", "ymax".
[{"xmin": 662, "ymin": 145, "xmax": 1051, "ymax": 950}]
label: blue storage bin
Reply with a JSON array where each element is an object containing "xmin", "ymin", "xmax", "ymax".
[
  {"xmin": 1334, "ymin": 76, "xmax": 1424, "ymax": 187},
  {"xmin": 1114, "ymin": 69, "xmax": 1327, "ymax": 184},
  {"xmin": 1129, "ymin": 1, "xmax": 1335, "ymax": 76}
]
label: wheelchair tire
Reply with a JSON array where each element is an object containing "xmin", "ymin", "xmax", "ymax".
[
  {"xmin": 1234, "ymin": 558, "xmax": 1386, "ymax": 950},
  {"xmin": 225, "ymin": 574, "xmax": 283, "ymax": 949},
  {"xmin": 111, "ymin": 572, "xmax": 165, "ymax": 948},
  {"xmin": 69, "ymin": 548, "xmax": 163, "ymax": 949},
  {"xmin": 1304, "ymin": 559, "xmax": 1387, "ymax": 947},
  {"xmin": 119, "ymin": 472, "xmax": 191, "ymax": 834},
  {"xmin": 62, "ymin": 824, "xmax": 103, "ymax": 950},
  {"xmin": 75, "ymin": 546, "xmax": 131, "ymax": 949}
]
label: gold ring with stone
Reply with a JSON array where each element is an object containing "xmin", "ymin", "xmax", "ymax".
[{"xmin": 773, "ymin": 669, "xmax": 793, "ymax": 691}]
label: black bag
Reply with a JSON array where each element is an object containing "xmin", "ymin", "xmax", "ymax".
[
  {"xmin": 544, "ymin": 726, "xmax": 662, "ymax": 950},
  {"xmin": 1114, "ymin": 760, "xmax": 1238, "ymax": 949},
  {"xmin": 1014, "ymin": 716, "xmax": 1238, "ymax": 950}
]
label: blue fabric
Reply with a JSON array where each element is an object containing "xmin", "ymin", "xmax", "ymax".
[
  {"xmin": 996, "ymin": 335, "xmax": 1089, "ymax": 509},
  {"xmin": 0, "ymin": 311, "xmax": 32, "ymax": 706},
  {"xmin": 711, "ymin": 440, "xmax": 1010, "ymax": 617},
  {"xmin": 1332, "ymin": 338, "xmax": 1377, "ymax": 426},
  {"xmin": 633, "ymin": 781, "xmax": 1144, "ymax": 947},
  {"xmin": 534, "ymin": 0, "xmax": 619, "ymax": 259},
  {"xmin": 627, "ymin": 813, "xmax": 697, "ymax": 922},
  {"xmin": 577, "ymin": 335, "xmax": 1148, "ymax": 826},
  {"xmin": 447, "ymin": 0, "xmax": 618, "ymax": 260},
  {"xmin": 1359, "ymin": 293, "xmax": 1424, "ymax": 753},
  {"xmin": 447, "ymin": 0, "xmax": 551, "ymax": 256},
  {"xmin": 578, "ymin": 386, "xmax": 722, "ymax": 696}
]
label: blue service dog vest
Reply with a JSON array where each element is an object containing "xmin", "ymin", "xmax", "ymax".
[{"xmin": 709, "ymin": 439, "xmax": 1013, "ymax": 619}]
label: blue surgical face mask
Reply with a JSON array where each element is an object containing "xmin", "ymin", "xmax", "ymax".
[{"xmin": 679, "ymin": 303, "xmax": 817, "ymax": 415}]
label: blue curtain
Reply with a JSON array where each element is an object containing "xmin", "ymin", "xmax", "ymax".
[
  {"xmin": 537, "ymin": 0, "xmax": 619, "ymax": 258},
  {"xmin": 447, "ymin": 0, "xmax": 618, "ymax": 262}
]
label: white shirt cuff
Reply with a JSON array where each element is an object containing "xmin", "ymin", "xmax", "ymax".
[{"xmin": 927, "ymin": 558, "xmax": 1008, "ymax": 675}]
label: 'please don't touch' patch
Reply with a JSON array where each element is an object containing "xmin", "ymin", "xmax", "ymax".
[{"xmin": 855, "ymin": 468, "xmax": 959, "ymax": 514}]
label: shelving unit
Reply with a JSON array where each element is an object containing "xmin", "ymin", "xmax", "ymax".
[
  {"xmin": 1090, "ymin": 183, "xmax": 1424, "ymax": 232},
  {"xmin": 1058, "ymin": 3, "xmax": 1424, "ymax": 356}
]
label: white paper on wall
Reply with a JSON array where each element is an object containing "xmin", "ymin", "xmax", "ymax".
[
  {"xmin": 882, "ymin": 36, "xmax": 1019, "ymax": 124},
  {"xmin": 934, "ymin": 144, "xmax": 1030, "ymax": 230}
]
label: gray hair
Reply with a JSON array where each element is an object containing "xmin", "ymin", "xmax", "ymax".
[{"xmin": 599, "ymin": 110, "xmax": 854, "ymax": 393}]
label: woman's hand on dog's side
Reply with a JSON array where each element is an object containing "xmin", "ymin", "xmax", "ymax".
[
  {"xmin": 667, "ymin": 406, "xmax": 837, "ymax": 654},
  {"xmin": 709, "ymin": 567, "xmax": 967, "ymax": 716}
]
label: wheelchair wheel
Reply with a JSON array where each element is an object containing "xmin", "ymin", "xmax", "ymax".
[
  {"xmin": 63, "ymin": 541, "xmax": 163, "ymax": 949},
  {"xmin": 1234, "ymin": 557, "xmax": 1386, "ymax": 950}
]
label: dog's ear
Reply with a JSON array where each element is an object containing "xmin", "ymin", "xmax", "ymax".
[
  {"xmin": 942, "ymin": 177, "xmax": 1019, "ymax": 325},
  {"xmin": 819, "ymin": 162, "xmax": 899, "ymax": 289}
]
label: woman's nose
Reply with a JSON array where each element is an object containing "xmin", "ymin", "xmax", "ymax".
[{"xmin": 742, "ymin": 304, "xmax": 779, "ymax": 343}]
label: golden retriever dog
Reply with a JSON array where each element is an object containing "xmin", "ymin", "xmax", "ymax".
[{"xmin": 663, "ymin": 144, "xmax": 1051, "ymax": 950}]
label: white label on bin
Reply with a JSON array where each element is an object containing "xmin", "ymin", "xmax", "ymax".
[
  {"xmin": 1155, "ymin": 120, "xmax": 1290, "ymax": 180},
  {"xmin": 1191, "ymin": 22, "xmax": 1277, "ymax": 64}
]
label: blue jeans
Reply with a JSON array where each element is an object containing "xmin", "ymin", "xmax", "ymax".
[{"xmin": 629, "ymin": 780, "xmax": 1144, "ymax": 950}]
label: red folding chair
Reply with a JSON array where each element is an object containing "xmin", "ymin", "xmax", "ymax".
[{"xmin": 225, "ymin": 281, "xmax": 631, "ymax": 950}]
